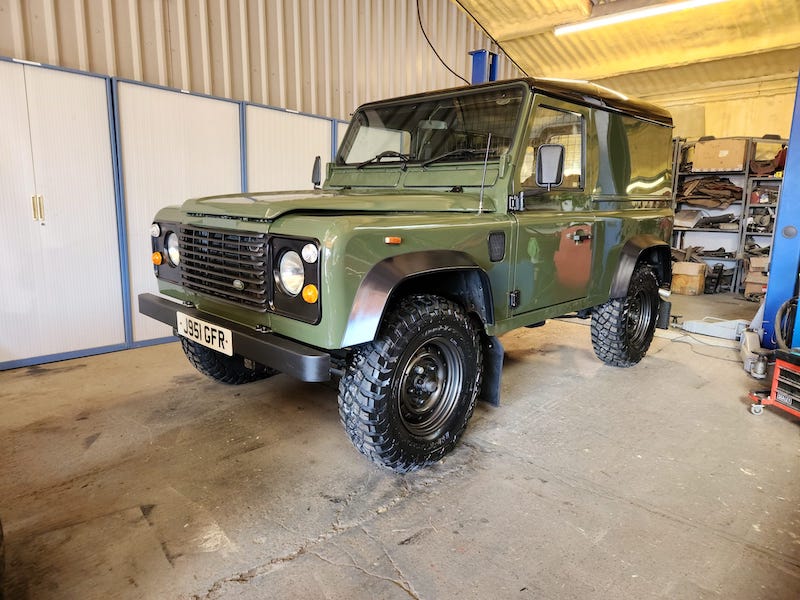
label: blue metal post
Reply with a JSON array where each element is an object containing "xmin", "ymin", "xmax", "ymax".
[
  {"xmin": 469, "ymin": 50, "xmax": 498, "ymax": 84},
  {"xmin": 488, "ymin": 52, "xmax": 498, "ymax": 82},
  {"xmin": 761, "ymin": 77, "xmax": 800, "ymax": 348}
]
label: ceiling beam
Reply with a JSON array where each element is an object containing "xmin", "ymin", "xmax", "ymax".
[
  {"xmin": 493, "ymin": 3, "xmax": 592, "ymax": 42},
  {"xmin": 632, "ymin": 75, "xmax": 798, "ymax": 105},
  {"xmin": 506, "ymin": 34, "xmax": 800, "ymax": 81}
]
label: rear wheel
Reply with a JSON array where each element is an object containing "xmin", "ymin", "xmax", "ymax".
[
  {"xmin": 180, "ymin": 338, "xmax": 278, "ymax": 384},
  {"xmin": 591, "ymin": 264, "xmax": 659, "ymax": 367},
  {"xmin": 338, "ymin": 295, "xmax": 482, "ymax": 472}
]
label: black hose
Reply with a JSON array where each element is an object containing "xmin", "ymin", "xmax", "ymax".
[{"xmin": 774, "ymin": 296, "xmax": 798, "ymax": 350}]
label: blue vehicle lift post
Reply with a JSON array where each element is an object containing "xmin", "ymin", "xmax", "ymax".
[
  {"xmin": 762, "ymin": 77, "xmax": 800, "ymax": 348},
  {"xmin": 469, "ymin": 49, "xmax": 498, "ymax": 85}
]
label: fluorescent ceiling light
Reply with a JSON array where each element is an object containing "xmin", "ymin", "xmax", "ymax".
[{"xmin": 554, "ymin": 0, "xmax": 731, "ymax": 36}]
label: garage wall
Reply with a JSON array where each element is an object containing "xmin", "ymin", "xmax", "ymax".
[
  {"xmin": 0, "ymin": 0, "xmax": 523, "ymax": 120},
  {"xmin": 660, "ymin": 93, "xmax": 796, "ymax": 140}
]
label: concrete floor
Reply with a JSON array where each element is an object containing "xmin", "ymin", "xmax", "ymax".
[{"xmin": 1, "ymin": 293, "xmax": 799, "ymax": 599}]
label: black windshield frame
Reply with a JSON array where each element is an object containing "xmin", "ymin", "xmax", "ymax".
[{"xmin": 336, "ymin": 83, "xmax": 527, "ymax": 167}]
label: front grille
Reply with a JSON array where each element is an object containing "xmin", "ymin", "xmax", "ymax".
[
  {"xmin": 775, "ymin": 365, "xmax": 800, "ymax": 410},
  {"xmin": 180, "ymin": 226, "xmax": 268, "ymax": 312}
]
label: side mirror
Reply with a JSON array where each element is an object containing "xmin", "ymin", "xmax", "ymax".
[
  {"xmin": 311, "ymin": 155, "xmax": 322, "ymax": 189},
  {"xmin": 536, "ymin": 144, "xmax": 564, "ymax": 190}
]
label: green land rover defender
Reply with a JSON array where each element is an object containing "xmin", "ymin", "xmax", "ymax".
[{"xmin": 140, "ymin": 78, "xmax": 674, "ymax": 472}]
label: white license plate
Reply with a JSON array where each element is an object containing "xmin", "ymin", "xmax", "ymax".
[{"xmin": 176, "ymin": 312, "xmax": 233, "ymax": 356}]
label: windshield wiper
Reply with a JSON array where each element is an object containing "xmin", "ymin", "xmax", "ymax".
[
  {"xmin": 356, "ymin": 150, "xmax": 412, "ymax": 169},
  {"xmin": 420, "ymin": 148, "xmax": 487, "ymax": 168}
]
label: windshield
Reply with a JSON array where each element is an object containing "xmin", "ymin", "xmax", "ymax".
[{"xmin": 337, "ymin": 85, "xmax": 526, "ymax": 167}]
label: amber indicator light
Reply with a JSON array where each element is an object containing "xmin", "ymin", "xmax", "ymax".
[
  {"xmin": 151, "ymin": 251, "xmax": 164, "ymax": 266},
  {"xmin": 302, "ymin": 284, "xmax": 319, "ymax": 304},
  {"xmin": 384, "ymin": 236, "xmax": 402, "ymax": 245}
]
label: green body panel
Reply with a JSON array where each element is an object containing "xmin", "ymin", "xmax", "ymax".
[
  {"xmin": 150, "ymin": 78, "xmax": 674, "ymax": 355},
  {"xmin": 181, "ymin": 187, "xmax": 498, "ymax": 219}
]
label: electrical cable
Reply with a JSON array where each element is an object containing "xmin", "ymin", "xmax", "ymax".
[
  {"xmin": 668, "ymin": 335, "xmax": 743, "ymax": 363},
  {"xmin": 453, "ymin": 0, "xmax": 530, "ymax": 77},
  {"xmin": 416, "ymin": 0, "xmax": 470, "ymax": 85}
]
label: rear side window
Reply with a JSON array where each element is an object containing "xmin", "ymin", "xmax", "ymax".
[
  {"xmin": 619, "ymin": 115, "xmax": 672, "ymax": 197},
  {"xmin": 594, "ymin": 111, "xmax": 672, "ymax": 197},
  {"xmin": 521, "ymin": 106, "xmax": 584, "ymax": 190}
]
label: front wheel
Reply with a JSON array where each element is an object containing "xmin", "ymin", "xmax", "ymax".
[
  {"xmin": 180, "ymin": 338, "xmax": 278, "ymax": 384},
  {"xmin": 591, "ymin": 264, "xmax": 660, "ymax": 367},
  {"xmin": 338, "ymin": 295, "xmax": 483, "ymax": 472}
]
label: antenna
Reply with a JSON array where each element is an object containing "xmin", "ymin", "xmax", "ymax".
[{"xmin": 479, "ymin": 133, "xmax": 492, "ymax": 213}]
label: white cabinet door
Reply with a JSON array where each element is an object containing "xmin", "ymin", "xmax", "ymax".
[
  {"xmin": 0, "ymin": 63, "xmax": 124, "ymax": 366},
  {"xmin": 24, "ymin": 66, "xmax": 125, "ymax": 357},
  {"xmin": 0, "ymin": 61, "xmax": 46, "ymax": 363},
  {"xmin": 117, "ymin": 83, "xmax": 242, "ymax": 343}
]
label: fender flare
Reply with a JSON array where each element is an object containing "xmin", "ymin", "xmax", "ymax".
[
  {"xmin": 341, "ymin": 250, "xmax": 493, "ymax": 347},
  {"xmin": 609, "ymin": 235, "xmax": 672, "ymax": 299}
]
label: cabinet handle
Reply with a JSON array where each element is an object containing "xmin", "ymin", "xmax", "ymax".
[
  {"xmin": 32, "ymin": 195, "xmax": 39, "ymax": 220},
  {"xmin": 37, "ymin": 195, "xmax": 45, "ymax": 221}
]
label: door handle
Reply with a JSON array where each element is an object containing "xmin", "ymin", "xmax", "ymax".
[
  {"xmin": 32, "ymin": 195, "xmax": 40, "ymax": 220},
  {"xmin": 37, "ymin": 195, "xmax": 45, "ymax": 221},
  {"xmin": 570, "ymin": 229, "xmax": 592, "ymax": 244}
]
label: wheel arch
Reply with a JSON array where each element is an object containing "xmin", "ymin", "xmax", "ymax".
[
  {"xmin": 340, "ymin": 250, "xmax": 493, "ymax": 347},
  {"xmin": 609, "ymin": 235, "xmax": 672, "ymax": 299}
]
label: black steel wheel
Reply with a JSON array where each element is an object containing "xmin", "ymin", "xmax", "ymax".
[
  {"xmin": 180, "ymin": 338, "xmax": 278, "ymax": 385},
  {"xmin": 338, "ymin": 295, "xmax": 482, "ymax": 472},
  {"xmin": 591, "ymin": 264, "xmax": 659, "ymax": 367}
]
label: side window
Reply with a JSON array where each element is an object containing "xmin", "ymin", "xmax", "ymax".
[{"xmin": 521, "ymin": 106, "xmax": 584, "ymax": 190}]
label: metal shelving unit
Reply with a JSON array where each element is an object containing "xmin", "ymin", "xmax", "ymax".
[{"xmin": 672, "ymin": 136, "xmax": 787, "ymax": 293}]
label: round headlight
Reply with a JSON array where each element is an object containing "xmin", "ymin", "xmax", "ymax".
[
  {"xmin": 278, "ymin": 250, "xmax": 304, "ymax": 296},
  {"xmin": 165, "ymin": 232, "xmax": 180, "ymax": 266},
  {"xmin": 301, "ymin": 243, "xmax": 318, "ymax": 264}
]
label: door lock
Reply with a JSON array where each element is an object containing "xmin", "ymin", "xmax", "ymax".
[{"xmin": 570, "ymin": 229, "xmax": 592, "ymax": 244}]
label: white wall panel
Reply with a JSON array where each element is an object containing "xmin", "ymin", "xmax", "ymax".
[
  {"xmin": 245, "ymin": 106, "xmax": 332, "ymax": 192},
  {"xmin": 118, "ymin": 83, "xmax": 241, "ymax": 342}
]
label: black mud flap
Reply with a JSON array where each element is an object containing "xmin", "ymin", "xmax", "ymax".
[
  {"xmin": 478, "ymin": 335, "xmax": 504, "ymax": 406},
  {"xmin": 657, "ymin": 300, "xmax": 671, "ymax": 330}
]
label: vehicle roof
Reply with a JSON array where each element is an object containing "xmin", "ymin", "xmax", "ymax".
[{"xmin": 357, "ymin": 77, "xmax": 673, "ymax": 127}]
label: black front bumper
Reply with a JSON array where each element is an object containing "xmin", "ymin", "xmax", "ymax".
[{"xmin": 138, "ymin": 293, "xmax": 331, "ymax": 382}]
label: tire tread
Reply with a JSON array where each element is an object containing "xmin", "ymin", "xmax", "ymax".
[
  {"xmin": 338, "ymin": 295, "xmax": 481, "ymax": 472},
  {"xmin": 591, "ymin": 265, "xmax": 658, "ymax": 368},
  {"xmin": 181, "ymin": 338, "xmax": 277, "ymax": 385}
]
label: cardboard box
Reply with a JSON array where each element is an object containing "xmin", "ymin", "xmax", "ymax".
[
  {"xmin": 672, "ymin": 261, "xmax": 706, "ymax": 295},
  {"xmin": 692, "ymin": 138, "xmax": 748, "ymax": 172},
  {"xmin": 745, "ymin": 272, "xmax": 769, "ymax": 285},
  {"xmin": 744, "ymin": 281, "xmax": 767, "ymax": 296},
  {"xmin": 747, "ymin": 256, "xmax": 770, "ymax": 272}
]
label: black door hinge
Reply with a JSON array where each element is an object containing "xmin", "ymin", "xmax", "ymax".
[
  {"xmin": 509, "ymin": 290, "xmax": 521, "ymax": 308},
  {"xmin": 508, "ymin": 191, "xmax": 525, "ymax": 211}
]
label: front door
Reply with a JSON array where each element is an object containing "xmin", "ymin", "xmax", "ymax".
[{"xmin": 511, "ymin": 101, "xmax": 595, "ymax": 315}]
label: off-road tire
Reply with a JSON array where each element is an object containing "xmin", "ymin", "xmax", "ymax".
[
  {"xmin": 338, "ymin": 295, "xmax": 482, "ymax": 472},
  {"xmin": 180, "ymin": 338, "xmax": 278, "ymax": 384},
  {"xmin": 591, "ymin": 264, "xmax": 659, "ymax": 367}
]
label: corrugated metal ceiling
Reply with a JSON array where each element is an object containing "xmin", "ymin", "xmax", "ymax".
[{"xmin": 454, "ymin": 0, "xmax": 800, "ymax": 104}]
